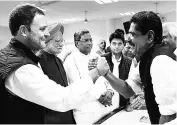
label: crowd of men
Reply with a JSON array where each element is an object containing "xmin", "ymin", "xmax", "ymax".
[{"xmin": 0, "ymin": 3, "xmax": 176, "ymax": 125}]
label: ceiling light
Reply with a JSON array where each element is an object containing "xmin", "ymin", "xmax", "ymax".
[
  {"xmin": 119, "ymin": 12, "xmax": 135, "ymax": 16},
  {"xmin": 124, "ymin": 12, "xmax": 131, "ymax": 15},
  {"xmin": 119, "ymin": 13, "xmax": 125, "ymax": 16},
  {"xmin": 112, "ymin": 0, "xmax": 119, "ymax": 2},
  {"xmin": 101, "ymin": 0, "xmax": 113, "ymax": 3},
  {"xmin": 94, "ymin": 0, "xmax": 118, "ymax": 4},
  {"xmin": 94, "ymin": 0, "xmax": 103, "ymax": 4},
  {"xmin": 131, "ymin": 12, "xmax": 136, "ymax": 14}
]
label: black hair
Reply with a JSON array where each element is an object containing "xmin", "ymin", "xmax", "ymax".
[
  {"xmin": 74, "ymin": 29, "xmax": 90, "ymax": 47},
  {"xmin": 114, "ymin": 29, "xmax": 125, "ymax": 35},
  {"xmin": 126, "ymin": 39, "xmax": 135, "ymax": 47},
  {"xmin": 9, "ymin": 3, "xmax": 45, "ymax": 36},
  {"xmin": 109, "ymin": 32, "xmax": 125, "ymax": 44},
  {"xmin": 130, "ymin": 11, "xmax": 162, "ymax": 43}
]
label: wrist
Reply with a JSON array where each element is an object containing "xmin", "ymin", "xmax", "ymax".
[
  {"xmin": 104, "ymin": 70, "xmax": 110, "ymax": 78},
  {"xmin": 107, "ymin": 89, "xmax": 114, "ymax": 96},
  {"xmin": 96, "ymin": 67, "xmax": 101, "ymax": 76},
  {"xmin": 89, "ymin": 68, "xmax": 100, "ymax": 83}
]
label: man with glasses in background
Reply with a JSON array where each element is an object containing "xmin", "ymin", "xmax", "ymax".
[
  {"xmin": 37, "ymin": 23, "xmax": 76, "ymax": 124},
  {"xmin": 64, "ymin": 29, "xmax": 117, "ymax": 124}
]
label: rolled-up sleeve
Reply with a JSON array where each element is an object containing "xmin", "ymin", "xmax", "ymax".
[
  {"xmin": 5, "ymin": 64, "xmax": 95, "ymax": 112},
  {"xmin": 126, "ymin": 63, "xmax": 143, "ymax": 94},
  {"xmin": 151, "ymin": 55, "xmax": 177, "ymax": 115}
]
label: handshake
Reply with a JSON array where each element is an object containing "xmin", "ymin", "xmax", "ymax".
[{"xmin": 88, "ymin": 56, "xmax": 110, "ymax": 76}]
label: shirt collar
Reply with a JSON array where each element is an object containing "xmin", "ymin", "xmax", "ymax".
[
  {"xmin": 174, "ymin": 48, "xmax": 177, "ymax": 56},
  {"xmin": 112, "ymin": 54, "xmax": 122, "ymax": 64},
  {"xmin": 74, "ymin": 47, "xmax": 90, "ymax": 58}
]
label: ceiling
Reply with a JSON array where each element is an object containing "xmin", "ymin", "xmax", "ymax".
[{"xmin": 0, "ymin": 0, "xmax": 176, "ymax": 27}]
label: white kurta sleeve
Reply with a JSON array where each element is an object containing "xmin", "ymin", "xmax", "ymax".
[
  {"xmin": 151, "ymin": 55, "xmax": 177, "ymax": 115},
  {"xmin": 5, "ymin": 64, "xmax": 96, "ymax": 112},
  {"xmin": 126, "ymin": 63, "xmax": 143, "ymax": 94}
]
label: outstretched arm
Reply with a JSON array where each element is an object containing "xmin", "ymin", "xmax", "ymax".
[{"xmin": 104, "ymin": 71, "xmax": 135, "ymax": 98}]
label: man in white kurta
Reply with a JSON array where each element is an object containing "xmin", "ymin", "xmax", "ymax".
[
  {"xmin": 64, "ymin": 48, "xmax": 120, "ymax": 124},
  {"xmin": 64, "ymin": 29, "xmax": 119, "ymax": 124}
]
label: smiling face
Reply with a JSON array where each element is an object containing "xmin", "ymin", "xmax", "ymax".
[
  {"xmin": 129, "ymin": 22, "xmax": 149, "ymax": 56},
  {"xmin": 76, "ymin": 33, "xmax": 93, "ymax": 55},
  {"xmin": 163, "ymin": 23, "xmax": 177, "ymax": 49},
  {"xmin": 26, "ymin": 14, "xmax": 49, "ymax": 52}
]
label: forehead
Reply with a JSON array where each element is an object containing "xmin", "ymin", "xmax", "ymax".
[
  {"xmin": 99, "ymin": 40, "xmax": 105, "ymax": 43},
  {"xmin": 31, "ymin": 14, "xmax": 47, "ymax": 28},
  {"xmin": 111, "ymin": 38, "xmax": 123, "ymax": 44},
  {"xmin": 80, "ymin": 33, "xmax": 91, "ymax": 39},
  {"xmin": 129, "ymin": 22, "xmax": 137, "ymax": 33}
]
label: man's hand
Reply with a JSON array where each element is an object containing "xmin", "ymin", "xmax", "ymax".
[
  {"xmin": 130, "ymin": 94, "xmax": 145, "ymax": 110},
  {"xmin": 98, "ymin": 90, "xmax": 114, "ymax": 107},
  {"xmin": 88, "ymin": 57, "xmax": 98, "ymax": 71},
  {"xmin": 96, "ymin": 57, "xmax": 110, "ymax": 76}
]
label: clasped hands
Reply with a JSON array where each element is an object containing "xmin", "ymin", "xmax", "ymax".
[
  {"xmin": 88, "ymin": 56, "xmax": 109, "ymax": 76},
  {"xmin": 98, "ymin": 89, "xmax": 114, "ymax": 107},
  {"xmin": 88, "ymin": 56, "xmax": 113, "ymax": 107},
  {"xmin": 130, "ymin": 93, "xmax": 145, "ymax": 110}
]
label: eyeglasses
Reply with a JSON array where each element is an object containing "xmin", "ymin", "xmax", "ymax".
[
  {"xmin": 80, "ymin": 38, "xmax": 93, "ymax": 43},
  {"xmin": 55, "ymin": 39, "xmax": 65, "ymax": 44}
]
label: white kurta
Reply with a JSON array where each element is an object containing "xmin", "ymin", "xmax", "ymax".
[{"xmin": 64, "ymin": 48, "xmax": 120, "ymax": 124}]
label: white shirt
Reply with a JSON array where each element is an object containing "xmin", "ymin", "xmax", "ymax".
[
  {"xmin": 111, "ymin": 54, "xmax": 121, "ymax": 105},
  {"xmin": 112, "ymin": 55, "xmax": 121, "ymax": 78},
  {"xmin": 5, "ymin": 63, "xmax": 97, "ymax": 112},
  {"xmin": 126, "ymin": 53, "xmax": 177, "ymax": 125},
  {"xmin": 126, "ymin": 62, "xmax": 143, "ymax": 94},
  {"xmin": 64, "ymin": 48, "xmax": 119, "ymax": 124}
]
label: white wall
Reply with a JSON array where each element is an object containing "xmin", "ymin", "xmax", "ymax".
[
  {"xmin": 62, "ymin": 20, "xmax": 106, "ymax": 53},
  {"xmin": 0, "ymin": 11, "xmax": 176, "ymax": 54},
  {"xmin": 0, "ymin": 26, "xmax": 11, "ymax": 49}
]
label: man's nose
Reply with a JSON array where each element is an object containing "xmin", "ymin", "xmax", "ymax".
[{"xmin": 44, "ymin": 30, "xmax": 50, "ymax": 38}]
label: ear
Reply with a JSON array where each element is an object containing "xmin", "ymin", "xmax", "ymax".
[
  {"xmin": 75, "ymin": 41, "xmax": 79, "ymax": 48},
  {"xmin": 147, "ymin": 30, "xmax": 155, "ymax": 43},
  {"xmin": 19, "ymin": 25, "xmax": 28, "ymax": 37}
]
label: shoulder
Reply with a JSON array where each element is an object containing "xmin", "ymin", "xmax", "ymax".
[
  {"xmin": 15, "ymin": 64, "xmax": 42, "ymax": 76},
  {"xmin": 63, "ymin": 52, "xmax": 74, "ymax": 67},
  {"xmin": 101, "ymin": 52, "xmax": 111, "ymax": 59},
  {"xmin": 152, "ymin": 55, "xmax": 174, "ymax": 67},
  {"xmin": 151, "ymin": 55, "xmax": 177, "ymax": 75}
]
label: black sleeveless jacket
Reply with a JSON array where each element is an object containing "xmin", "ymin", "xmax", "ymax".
[
  {"xmin": 0, "ymin": 39, "xmax": 45, "ymax": 123},
  {"xmin": 103, "ymin": 53, "xmax": 132, "ymax": 108},
  {"xmin": 139, "ymin": 43, "xmax": 176, "ymax": 124},
  {"xmin": 39, "ymin": 51, "xmax": 76, "ymax": 124}
]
